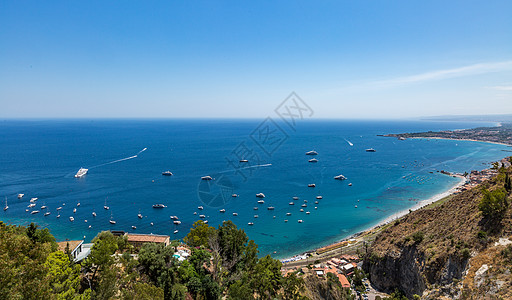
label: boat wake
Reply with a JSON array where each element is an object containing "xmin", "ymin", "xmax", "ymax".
[
  {"xmin": 218, "ymin": 163, "xmax": 272, "ymax": 174},
  {"xmin": 88, "ymin": 148, "xmax": 147, "ymax": 169},
  {"xmin": 344, "ymin": 139, "xmax": 354, "ymax": 146}
]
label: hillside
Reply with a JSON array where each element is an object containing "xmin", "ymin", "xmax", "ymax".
[{"xmin": 363, "ymin": 162, "xmax": 512, "ymax": 299}]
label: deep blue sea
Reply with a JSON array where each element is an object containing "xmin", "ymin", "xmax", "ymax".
[{"xmin": 1, "ymin": 119, "xmax": 510, "ymax": 258}]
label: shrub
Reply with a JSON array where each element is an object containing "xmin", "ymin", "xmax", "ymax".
[
  {"xmin": 461, "ymin": 248, "xmax": 471, "ymax": 260},
  {"xmin": 479, "ymin": 188, "xmax": 508, "ymax": 218},
  {"xmin": 412, "ymin": 231, "xmax": 424, "ymax": 243}
]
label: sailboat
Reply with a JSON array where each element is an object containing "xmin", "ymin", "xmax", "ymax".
[
  {"xmin": 3, "ymin": 197, "xmax": 8, "ymax": 211},
  {"xmin": 138, "ymin": 210, "xmax": 143, "ymax": 219},
  {"xmin": 109, "ymin": 212, "xmax": 116, "ymax": 224},
  {"xmin": 104, "ymin": 198, "xmax": 110, "ymax": 210}
]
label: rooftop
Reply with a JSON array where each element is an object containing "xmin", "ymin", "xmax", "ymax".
[{"xmin": 125, "ymin": 233, "xmax": 170, "ymax": 243}]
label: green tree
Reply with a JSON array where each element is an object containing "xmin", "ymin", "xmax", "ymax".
[
  {"xmin": 251, "ymin": 255, "xmax": 282, "ymax": 299},
  {"xmin": 505, "ymin": 173, "xmax": 512, "ymax": 193},
  {"xmin": 281, "ymin": 272, "xmax": 306, "ymax": 300},
  {"xmin": 45, "ymin": 251, "xmax": 86, "ymax": 299},
  {"xmin": 479, "ymin": 188, "xmax": 509, "ymax": 218},
  {"xmin": 184, "ymin": 220, "xmax": 216, "ymax": 248}
]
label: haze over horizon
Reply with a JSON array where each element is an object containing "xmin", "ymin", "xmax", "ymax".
[{"xmin": 1, "ymin": 1, "xmax": 511, "ymax": 119}]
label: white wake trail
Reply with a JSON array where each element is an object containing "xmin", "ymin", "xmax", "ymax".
[{"xmin": 88, "ymin": 148, "xmax": 147, "ymax": 169}]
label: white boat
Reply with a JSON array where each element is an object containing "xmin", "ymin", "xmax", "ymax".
[
  {"xmin": 292, "ymin": 196, "xmax": 299, "ymax": 200},
  {"xmin": 203, "ymin": 220, "xmax": 208, "ymax": 224},
  {"xmin": 69, "ymin": 216, "xmax": 74, "ymax": 221},
  {"xmin": 77, "ymin": 202, "xmax": 80, "ymax": 207},
  {"xmin": 308, "ymin": 183, "xmax": 316, "ymax": 187},
  {"xmin": 152, "ymin": 204, "xmax": 166, "ymax": 208},
  {"xmin": 253, "ymin": 207, "xmax": 258, "ymax": 210},
  {"xmin": 298, "ymin": 220, "xmax": 303, "ymax": 223},
  {"xmin": 57, "ymin": 207, "xmax": 62, "ymax": 210},
  {"xmin": 315, "ymin": 201, "xmax": 319, "ymax": 204},
  {"xmin": 18, "ymin": 194, "xmax": 24, "ymax": 199},
  {"xmin": 92, "ymin": 211, "xmax": 97, "ymax": 217},
  {"xmin": 300, "ymin": 209, "xmax": 304, "ymax": 212},
  {"xmin": 73, "ymin": 208, "xmax": 77, "ymax": 213},
  {"xmin": 198, "ymin": 206, "xmax": 204, "ymax": 210},
  {"xmin": 286, "ymin": 212, "xmax": 291, "ymax": 216},
  {"xmin": 173, "ymin": 220, "xmax": 181, "ymax": 225},
  {"xmin": 267, "ymin": 206, "xmax": 275, "ymax": 210},
  {"xmin": 304, "ymin": 200, "xmax": 308, "ymax": 203},
  {"xmin": 104, "ymin": 198, "xmax": 109, "ymax": 210},
  {"xmin": 366, "ymin": 148, "xmax": 376, "ymax": 152},
  {"xmin": 162, "ymin": 171, "xmax": 173, "ymax": 176},
  {"xmin": 316, "ymin": 196, "xmax": 323, "ymax": 199},
  {"xmin": 199, "ymin": 214, "xmax": 206, "ymax": 218},
  {"xmin": 74, "ymin": 168, "xmax": 88, "ymax": 178},
  {"xmin": 284, "ymin": 219, "xmax": 288, "ymax": 222},
  {"xmin": 170, "ymin": 215, "xmax": 179, "ymax": 220},
  {"xmin": 256, "ymin": 193, "xmax": 265, "ymax": 198},
  {"xmin": 201, "ymin": 176, "xmax": 213, "ymax": 180},
  {"xmin": 239, "ymin": 159, "xmax": 248, "ymax": 163},
  {"xmin": 232, "ymin": 212, "xmax": 238, "ymax": 216},
  {"xmin": 132, "ymin": 226, "xmax": 137, "ymax": 229},
  {"xmin": 306, "ymin": 211, "xmax": 310, "ymax": 215},
  {"xmin": 31, "ymin": 210, "xmax": 39, "ymax": 214},
  {"xmin": 174, "ymin": 230, "xmax": 179, "ymax": 234},
  {"xmin": 355, "ymin": 205, "xmax": 358, "ymax": 208},
  {"xmin": 109, "ymin": 220, "xmax": 116, "ymax": 225},
  {"xmin": 257, "ymin": 200, "xmax": 264, "ymax": 204},
  {"xmin": 334, "ymin": 174, "xmax": 347, "ymax": 180},
  {"xmin": 254, "ymin": 215, "xmax": 259, "ymax": 218},
  {"xmin": 348, "ymin": 183, "xmax": 353, "ymax": 186},
  {"xmin": 301, "ymin": 204, "xmax": 307, "ymax": 207},
  {"xmin": 28, "ymin": 203, "xmax": 36, "ymax": 208},
  {"xmin": 248, "ymin": 222, "xmax": 254, "ymax": 225},
  {"xmin": 219, "ymin": 209, "xmax": 226, "ymax": 213},
  {"xmin": 138, "ymin": 213, "xmax": 142, "ymax": 219},
  {"xmin": 3, "ymin": 197, "xmax": 8, "ymax": 211},
  {"xmin": 232, "ymin": 194, "xmax": 239, "ymax": 197},
  {"xmin": 30, "ymin": 198, "xmax": 38, "ymax": 202},
  {"xmin": 289, "ymin": 202, "xmax": 294, "ymax": 205},
  {"xmin": 41, "ymin": 205, "xmax": 47, "ymax": 209},
  {"xmin": 88, "ymin": 225, "xmax": 92, "ymax": 228},
  {"xmin": 305, "ymin": 150, "xmax": 318, "ymax": 155},
  {"xmin": 44, "ymin": 212, "xmax": 50, "ymax": 216},
  {"xmin": 308, "ymin": 158, "xmax": 318, "ymax": 163}
]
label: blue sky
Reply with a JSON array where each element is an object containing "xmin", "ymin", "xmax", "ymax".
[{"xmin": 1, "ymin": 1, "xmax": 511, "ymax": 119}]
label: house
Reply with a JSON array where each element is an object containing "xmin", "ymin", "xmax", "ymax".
[
  {"xmin": 57, "ymin": 240, "xmax": 91, "ymax": 262},
  {"xmin": 337, "ymin": 274, "xmax": 350, "ymax": 288},
  {"xmin": 125, "ymin": 233, "xmax": 170, "ymax": 248}
]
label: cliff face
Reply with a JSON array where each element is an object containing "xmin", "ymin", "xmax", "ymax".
[{"xmin": 363, "ymin": 166, "xmax": 512, "ymax": 299}]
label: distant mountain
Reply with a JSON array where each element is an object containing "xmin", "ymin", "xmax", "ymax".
[{"xmin": 422, "ymin": 114, "xmax": 512, "ymax": 123}]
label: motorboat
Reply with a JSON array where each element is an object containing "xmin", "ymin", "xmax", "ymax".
[
  {"xmin": 298, "ymin": 220, "xmax": 303, "ymax": 223},
  {"xmin": 219, "ymin": 209, "xmax": 226, "ymax": 213},
  {"xmin": 174, "ymin": 230, "xmax": 179, "ymax": 234},
  {"xmin": 199, "ymin": 214, "xmax": 206, "ymax": 218},
  {"xmin": 198, "ymin": 206, "xmax": 204, "ymax": 210},
  {"xmin": 308, "ymin": 158, "xmax": 318, "ymax": 163},
  {"xmin": 316, "ymin": 196, "xmax": 323, "ymax": 199},
  {"xmin": 232, "ymin": 212, "xmax": 238, "ymax": 216},
  {"xmin": 173, "ymin": 221, "xmax": 181, "ymax": 225},
  {"xmin": 30, "ymin": 197, "xmax": 38, "ymax": 202},
  {"xmin": 286, "ymin": 212, "xmax": 291, "ymax": 216},
  {"xmin": 253, "ymin": 207, "xmax": 258, "ymax": 210},
  {"xmin": 348, "ymin": 183, "xmax": 353, "ymax": 186},
  {"xmin": 300, "ymin": 209, "xmax": 304, "ymax": 212},
  {"xmin": 41, "ymin": 205, "xmax": 47, "ymax": 209},
  {"xmin": 69, "ymin": 216, "xmax": 74, "ymax": 221},
  {"xmin": 257, "ymin": 200, "xmax": 264, "ymax": 204},
  {"xmin": 315, "ymin": 201, "xmax": 319, "ymax": 204},
  {"xmin": 366, "ymin": 148, "xmax": 376, "ymax": 152},
  {"xmin": 267, "ymin": 206, "xmax": 275, "ymax": 210},
  {"xmin": 18, "ymin": 194, "xmax": 24, "ymax": 199},
  {"xmin": 44, "ymin": 212, "xmax": 50, "ymax": 216},
  {"xmin": 239, "ymin": 159, "xmax": 248, "ymax": 163},
  {"xmin": 170, "ymin": 216, "xmax": 179, "ymax": 220},
  {"xmin": 301, "ymin": 204, "xmax": 307, "ymax": 207},
  {"xmin": 305, "ymin": 150, "xmax": 318, "ymax": 155},
  {"xmin": 308, "ymin": 184, "xmax": 316, "ymax": 187},
  {"xmin": 201, "ymin": 176, "xmax": 213, "ymax": 180},
  {"xmin": 162, "ymin": 171, "xmax": 173, "ymax": 176},
  {"xmin": 306, "ymin": 211, "xmax": 310, "ymax": 215},
  {"xmin": 74, "ymin": 168, "xmax": 88, "ymax": 178},
  {"xmin": 254, "ymin": 215, "xmax": 258, "ymax": 218},
  {"xmin": 289, "ymin": 202, "xmax": 294, "ymax": 205},
  {"xmin": 92, "ymin": 212, "xmax": 97, "ymax": 217},
  {"xmin": 256, "ymin": 193, "xmax": 265, "ymax": 198},
  {"xmin": 152, "ymin": 204, "xmax": 166, "ymax": 208},
  {"xmin": 248, "ymin": 222, "xmax": 254, "ymax": 225},
  {"xmin": 109, "ymin": 220, "xmax": 116, "ymax": 225},
  {"xmin": 57, "ymin": 207, "xmax": 62, "ymax": 210},
  {"xmin": 132, "ymin": 226, "xmax": 137, "ymax": 230},
  {"xmin": 292, "ymin": 196, "xmax": 299, "ymax": 200},
  {"xmin": 73, "ymin": 208, "xmax": 77, "ymax": 213},
  {"xmin": 334, "ymin": 174, "xmax": 347, "ymax": 180},
  {"xmin": 232, "ymin": 194, "xmax": 239, "ymax": 197}
]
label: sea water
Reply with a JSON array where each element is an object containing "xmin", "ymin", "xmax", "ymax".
[{"xmin": 0, "ymin": 119, "xmax": 510, "ymax": 258}]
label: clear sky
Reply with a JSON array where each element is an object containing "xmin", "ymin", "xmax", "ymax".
[{"xmin": 1, "ymin": 1, "xmax": 511, "ymax": 119}]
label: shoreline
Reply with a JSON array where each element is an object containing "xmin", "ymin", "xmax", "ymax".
[
  {"xmin": 280, "ymin": 175, "xmax": 466, "ymax": 263},
  {"xmin": 407, "ymin": 136, "xmax": 512, "ymax": 147}
]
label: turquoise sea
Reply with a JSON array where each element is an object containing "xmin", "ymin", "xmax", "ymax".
[{"xmin": 0, "ymin": 119, "xmax": 510, "ymax": 258}]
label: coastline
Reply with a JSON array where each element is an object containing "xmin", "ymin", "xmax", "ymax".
[
  {"xmin": 408, "ymin": 136, "xmax": 512, "ymax": 147},
  {"xmin": 280, "ymin": 175, "xmax": 466, "ymax": 263}
]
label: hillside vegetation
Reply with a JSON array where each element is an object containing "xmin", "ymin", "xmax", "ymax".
[{"xmin": 363, "ymin": 162, "xmax": 512, "ymax": 299}]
